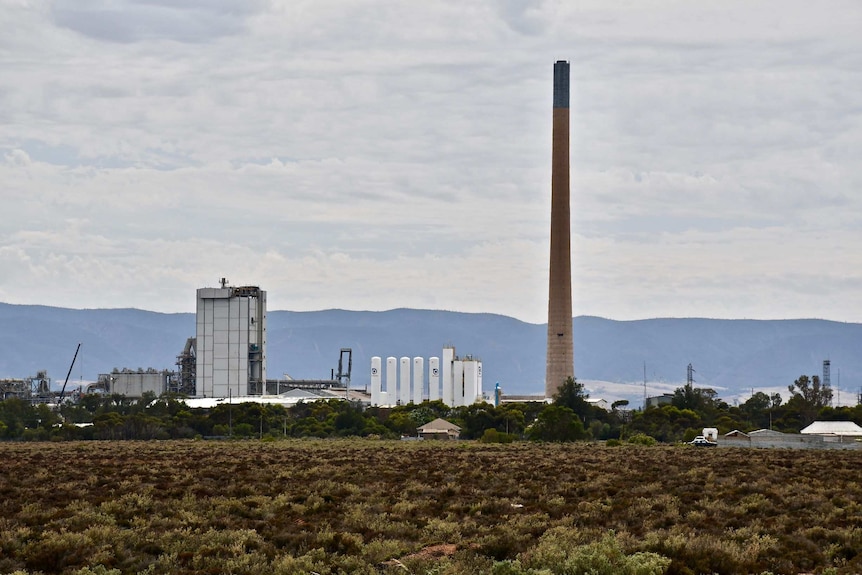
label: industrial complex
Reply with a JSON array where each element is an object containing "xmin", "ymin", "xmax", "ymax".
[
  {"xmin": 368, "ymin": 347, "xmax": 483, "ymax": 408},
  {"xmin": 1, "ymin": 277, "xmax": 489, "ymax": 409},
  {"xmin": 2, "ymin": 61, "xmax": 575, "ymax": 410}
]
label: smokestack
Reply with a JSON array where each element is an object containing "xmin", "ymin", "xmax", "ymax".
[{"xmin": 545, "ymin": 60, "xmax": 574, "ymax": 398}]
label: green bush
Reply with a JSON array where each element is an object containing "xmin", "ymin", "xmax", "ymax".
[
  {"xmin": 682, "ymin": 428, "xmax": 700, "ymax": 442},
  {"xmin": 494, "ymin": 529, "xmax": 670, "ymax": 575},
  {"xmin": 480, "ymin": 429, "xmax": 515, "ymax": 444},
  {"xmin": 626, "ymin": 433, "xmax": 658, "ymax": 446},
  {"xmin": 72, "ymin": 567, "xmax": 122, "ymax": 575}
]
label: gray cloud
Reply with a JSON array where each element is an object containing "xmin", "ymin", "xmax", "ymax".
[
  {"xmin": 51, "ymin": 0, "xmax": 262, "ymax": 43},
  {"xmin": 1, "ymin": 1, "xmax": 861, "ymax": 322}
]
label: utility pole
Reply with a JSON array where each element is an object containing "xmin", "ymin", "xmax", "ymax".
[
  {"xmin": 643, "ymin": 361, "xmax": 647, "ymax": 409},
  {"xmin": 836, "ymin": 368, "xmax": 840, "ymax": 406}
]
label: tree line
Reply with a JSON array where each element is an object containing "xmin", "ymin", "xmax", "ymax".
[{"xmin": 0, "ymin": 375, "xmax": 859, "ymax": 443}]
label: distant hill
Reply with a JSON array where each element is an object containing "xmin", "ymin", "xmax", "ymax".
[{"xmin": 1, "ymin": 302, "xmax": 860, "ymax": 407}]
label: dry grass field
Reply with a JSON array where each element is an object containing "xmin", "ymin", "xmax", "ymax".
[{"xmin": 0, "ymin": 440, "xmax": 859, "ymax": 574}]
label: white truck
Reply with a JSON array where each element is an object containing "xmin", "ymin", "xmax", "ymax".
[{"xmin": 691, "ymin": 428, "xmax": 719, "ymax": 446}]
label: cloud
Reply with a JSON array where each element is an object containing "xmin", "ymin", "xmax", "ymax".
[
  {"xmin": 1, "ymin": 1, "xmax": 861, "ymax": 323},
  {"xmin": 4, "ymin": 149, "xmax": 31, "ymax": 167},
  {"xmin": 495, "ymin": 0, "xmax": 546, "ymax": 36},
  {"xmin": 50, "ymin": 0, "xmax": 263, "ymax": 43}
]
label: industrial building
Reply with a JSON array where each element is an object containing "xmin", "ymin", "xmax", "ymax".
[
  {"xmin": 369, "ymin": 346, "xmax": 484, "ymax": 408},
  {"xmin": 0, "ymin": 371, "xmax": 53, "ymax": 403},
  {"xmin": 69, "ymin": 282, "xmax": 352, "ymax": 402},
  {"xmin": 195, "ymin": 280, "xmax": 267, "ymax": 398},
  {"xmin": 94, "ymin": 369, "xmax": 171, "ymax": 397}
]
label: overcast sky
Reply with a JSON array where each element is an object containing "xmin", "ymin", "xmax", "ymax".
[{"xmin": 2, "ymin": 0, "xmax": 861, "ymax": 324}]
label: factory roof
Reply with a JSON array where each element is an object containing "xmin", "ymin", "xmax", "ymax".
[
  {"xmin": 800, "ymin": 421, "xmax": 862, "ymax": 436},
  {"xmin": 181, "ymin": 391, "xmax": 344, "ymax": 409}
]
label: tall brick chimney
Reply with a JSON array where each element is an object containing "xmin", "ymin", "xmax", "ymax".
[{"xmin": 545, "ymin": 60, "xmax": 574, "ymax": 399}]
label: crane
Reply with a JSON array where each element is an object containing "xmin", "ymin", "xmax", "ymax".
[{"xmin": 56, "ymin": 343, "xmax": 81, "ymax": 406}]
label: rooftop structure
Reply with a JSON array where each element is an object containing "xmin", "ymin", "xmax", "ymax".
[{"xmin": 800, "ymin": 421, "xmax": 862, "ymax": 437}]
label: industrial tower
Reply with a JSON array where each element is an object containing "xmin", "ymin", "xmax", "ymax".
[
  {"xmin": 195, "ymin": 280, "xmax": 267, "ymax": 398},
  {"xmin": 545, "ymin": 60, "xmax": 574, "ymax": 398}
]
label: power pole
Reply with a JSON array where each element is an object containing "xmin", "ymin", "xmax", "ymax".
[
  {"xmin": 836, "ymin": 368, "xmax": 840, "ymax": 406},
  {"xmin": 643, "ymin": 361, "xmax": 647, "ymax": 408}
]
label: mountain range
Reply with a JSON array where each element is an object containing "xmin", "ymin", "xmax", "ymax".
[{"xmin": 1, "ymin": 302, "xmax": 860, "ymax": 407}]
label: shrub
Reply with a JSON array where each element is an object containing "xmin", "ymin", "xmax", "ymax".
[
  {"xmin": 502, "ymin": 529, "xmax": 670, "ymax": 575},
  {"xmin": 1, "ymin": 438, "xmax": 859, "ymax": 574},
  {"xmin": 72, "ymin": 567, "xmax": 122, "ymax": 575},
  {"xmin": 627, "ymin": 433, "xmax": 658, "ymax": 446},
  {"xmin": 682, "ymin": 428, "xmax": 700, "ymax": 442},
  {"xmin": 480, "ymin": 429, "xmax": 515, "ymax": 444}
]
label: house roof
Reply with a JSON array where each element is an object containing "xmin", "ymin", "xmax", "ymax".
[
  {"xmin": 417, "ymin": 418, "xmax": 461, "ymax": 432},
  {"xmin": 748, "ymin": 429, "xmax": 787, "ymax": 436},
  {"xmin": 800, "ymin": 421, "xmax": 862, "ymax": 436}
]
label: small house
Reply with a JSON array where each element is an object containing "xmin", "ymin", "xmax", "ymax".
[
  {"xmin": 587, "ymin": 398, "xmax": 610, "ymax": 411},
  {"xmin": 417, "ymin": 418, "xmax": 461, "ymax": 440}
]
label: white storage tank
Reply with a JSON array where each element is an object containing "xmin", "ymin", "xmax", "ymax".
[
  {"xmin": 399, "ymin": 357, "xmax": 411, "ymax": 405},
  {"xmin": 370, "ymin": 356, "xmax": 382, "ymax": 406},
  {"xmin": 442, "ymin": 346, "xmax": 455, "ymax": 407},
  {"xmin": 412, "ymin": 357, "xmax": 424, "ymax": 405},
  {"xmin": 386, "ymin": 357, "xmax": 397, "ymax": 400},
  {"xmin": 428, "ymin": 357, "xmax": 440, "ymax": 402}
]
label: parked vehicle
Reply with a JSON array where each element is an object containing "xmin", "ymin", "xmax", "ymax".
[{"xmin": 690, "ymin": 435, "xmax": 718, "ymax": 447}]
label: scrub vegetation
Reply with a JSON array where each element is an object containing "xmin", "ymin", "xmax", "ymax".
[{"xmin": 0, "ymin": 440, "xmax": 859, "ymax": 575}]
